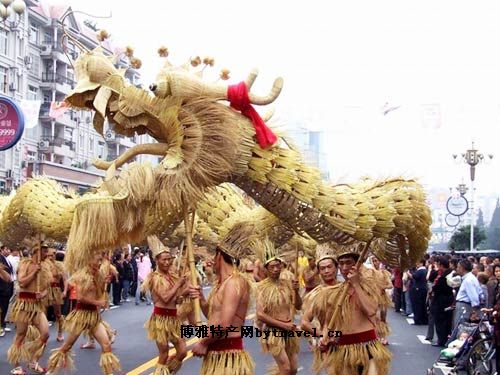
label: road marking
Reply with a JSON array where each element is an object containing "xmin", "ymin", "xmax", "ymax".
[
  {"xmin": 416, "ymin": 335, "xmax": 431, "ymax": 345},
  {"xmin": 128, "ymin": 312, "xmax": 256, "ymax": 375},
  {"xmin": 127, "ymin": 336, "xmax": 199, "ymax": 375},
  {"xmin": 297, "ymin": 366, "xmax": 304, "ymax": 372},
  {"xmin": 406, "ymin": 318, "xmax": 414, "ymax": 325}
]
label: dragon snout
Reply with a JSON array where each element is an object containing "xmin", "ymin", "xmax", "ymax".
[{"xmin": 149, "ymin": 83, "xmax": 157, "ymax": 92}]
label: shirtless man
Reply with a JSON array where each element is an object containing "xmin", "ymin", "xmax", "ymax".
[
  {"xmin": 190, "ymin": 243, "xmax": 254, "ymax": 375},
  {"xmin": 45, "ymin": 248, "xmax": 67, "ymax": 342},
  {"xmin": 8, "ymin": 245, "xmax": 52, "ymax": 375},
  {"xmin": 256, "ymin": 240, "xmax": 302, "ymax": 375},
  {"xmin": 370, "ymin": 256, "xmax": 393, "ymax": 345},
  {"xmin": 300, "ymin": 245, "xmax": 338, "ymax": 373},
  {"xmin": 141, "ymin": 236, "xmax": 188, "ymax": 375},
  {"xmin": 303, "ymin": 257, "xmax": 320, "ymax": 296},
  {"xmin": 46, "ymin": 252, "xmax": 121, "ymax": 375},
  {"xmin": 80, "ymin": 252, "xmax": 117, "ymax": 350},
  {"xmin": 316, "ymin": 247, "xmax": 392, "ymax": 375}
]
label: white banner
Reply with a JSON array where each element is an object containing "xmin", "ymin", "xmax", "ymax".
[{"xmin": 19, "ymin": 99, "xmax": 41, "ymax": 129}]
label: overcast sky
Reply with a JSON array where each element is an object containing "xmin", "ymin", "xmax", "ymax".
[{"xmin": 66, "ymin": 0, "xmax": 500, "ymax": 196}]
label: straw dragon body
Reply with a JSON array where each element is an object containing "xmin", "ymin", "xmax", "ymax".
[{"xmin": 0, "ymin": 48, "xmax": 432, "ymax": 270}]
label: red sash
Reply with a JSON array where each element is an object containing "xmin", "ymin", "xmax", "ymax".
[
  {"xmin": 75, "ymin": 302, "xmax": 98, "ymax": 311},
  {"xmin": 153, "ymin": 306, "xmax": 177, "ymax": 317},
  {"xmin": 19, "ymin": 292, "xmax": 37, "ymax": 300},
  {"xmin": 336, "ymin": 329, "xmax": 377, "ymax": 346},
  {"xmin": 208, "ymin": 337, "xmax": 243, "ymax": 352}
]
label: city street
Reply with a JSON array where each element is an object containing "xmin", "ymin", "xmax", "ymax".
[{"xmin": 0, "ymin": 291, "xmax": 449, "ymax": 375}]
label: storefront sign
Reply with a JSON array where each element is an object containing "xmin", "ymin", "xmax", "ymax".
[{"xmin": 0, "ymin": 96, "xmax": 25, "ymax": 151}]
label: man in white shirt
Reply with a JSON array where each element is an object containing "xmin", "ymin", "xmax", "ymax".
[{"xmin": 453, "ymin": 259, "xmax": 482, "ymax": 329}]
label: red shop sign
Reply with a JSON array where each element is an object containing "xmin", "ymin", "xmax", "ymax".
[{"xmin": 0, "ymin": 96, "xmax": 25, "ymax": 151}]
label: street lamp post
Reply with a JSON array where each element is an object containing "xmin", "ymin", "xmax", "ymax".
[
  {"xmin": 453, "ymin": 142, "xmax": 493, "ymax": 250},
  {"xmin": 0, "ymin": 0, "xmax": 26, "ymax": 28}
]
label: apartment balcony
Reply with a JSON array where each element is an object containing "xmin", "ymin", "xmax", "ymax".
[
  {"xmin": 39, "ymin": 41, "xmax": 78, "ymax": 62},
  {"xmin": 40, "ymin": 72, "xmax": 75, "ymax": 95},
  {"xmin": 39, "ymin": 136, "xmax": 76, "ymax": 158},
  {"xmin": 39, "ymin": 102, "xmax": 78, "ymax": 128}
]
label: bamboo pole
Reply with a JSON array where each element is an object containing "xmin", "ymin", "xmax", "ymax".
[
  {"xmin": 36, "ymin": 233, "xmax": 43, "ymax": 293},
  {"xmin": 176, "ymin": 240, "xmax": 185, "ymax": 273},
  {"xmin": 184, "ymin": 208, "xmax": 202, "ymax": 326},
  {"xmin": 326, "ymin": 239, "xmax": 372, "ymax": 331},
  {"xmin": 294, "ymin": 243, "xmax": 299, "ymax": 278}
]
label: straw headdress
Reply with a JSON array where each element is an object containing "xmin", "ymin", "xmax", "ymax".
[
  {"xmin": 315, "ymin": 243, "xmax": 337, "ymax": 266},
  {"xmin": 255, "ymin": 237, "xmax": 283, "ymax": 266},
  {"xmin": 330, "ymin": 242, "xmax": 367, "ymax": 261},
  {"xmin": 147, "ymin": 235, "xmax": 170, "ymax": 259},
  {"xmin": 216, "ymin": 222, "xmax": 257, "ymax": 261}
]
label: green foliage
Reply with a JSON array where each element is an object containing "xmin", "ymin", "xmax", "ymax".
[
  {"xmin": 448, "ymin": 225, "xmax": 486, "ymax": 250},
  {"xmin": 487, "ymin": 199, "xmax": 500, "ymax": 250}
]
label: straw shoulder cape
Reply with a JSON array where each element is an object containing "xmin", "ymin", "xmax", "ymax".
[
  {"xmin": 70, "ymin": 267, "xmax": 106, "ymax": 298},
  {"xmin": 141, "ymin": 271, "xmax": 179, "ymax": 295},
  {"xmin": 256, "ymin": 278, "xmax": 295, "ymax": 318},
  {"xmin": 18, "ymin": 258, "xmax": 52, "ymax": 290},
  {"xmin": 313, "ymin": 266, "xmax": 389, "ymax": 330}
]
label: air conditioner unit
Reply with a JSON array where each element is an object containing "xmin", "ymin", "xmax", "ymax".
[
  {"xmin": 104, "ymin": 130, "xmax": 115, "ymax": 141},
  {"xmin": 24, "ymin": 56, "xmax": 33, "ymax": 66},
  {"xmin": 38, "ymin": 140, "xmax": 50, "ymax": 149},
  {"xmin": 14, "ymin": 143, "xmax": 21, "ymax": 151},
  {"xmin": 27, "ymin": 154, "xmax": 36, "ymax": 162}
]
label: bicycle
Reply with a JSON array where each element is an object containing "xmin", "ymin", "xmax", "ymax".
[{"xmin": 466, "ymin": 309, "xmax": 496, "ymax": 375}]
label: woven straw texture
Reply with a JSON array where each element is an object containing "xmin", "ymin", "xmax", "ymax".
[{"xmin": 0, "ymin": 47, "xmax": 431, "ymax": 271}]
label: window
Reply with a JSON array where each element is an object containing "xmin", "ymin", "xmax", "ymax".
[
  {"xmin": 0, "ymin": 29, "xmax": 7, "ymax": 55},
  {"xmin": 27, "ymin": 85, "xmax": 37, "ymax": 100},
  {"xmin": 0, "ymin": 151, "xmax": 5, "ymax": 169},
  {"xmin": 43, "ymin": 32, "xmax": 52, "ymax": 45},
  {"xmin": 30, "ymin": 54, "xmax": 40, "ymax": 76},
  {"xmin": 29, "ymin": 25, "xmax": 38, "ymax": 44},
  {"xmin": 79, "ymin": 132, "xmax": 84, "ymax": 150},
  {"xmin": 98, "ymin": 142, "xmax": 104, "ymax": 158},
  {"xmin": 25, "ymin": 126, "xmax": 37, "ymax": 140},
  {"xmin": 0, "ymin": 66, "xmax": 7, "ymax": 94},
  {"xmin": 88, "ymin": 135, "xmax": 94, "ymax": 152}
]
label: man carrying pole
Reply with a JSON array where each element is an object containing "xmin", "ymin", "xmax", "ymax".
[
  {"xmin": 317, "ymin": 243, "xmax": 392, "ymax": 375},
  {"xmin": 189, "ymin": 223, "xmax": 255, "ymax": 375},
  {"xmin": 141, "ymin": 235, "xmax": 189, "ymax": 374}
]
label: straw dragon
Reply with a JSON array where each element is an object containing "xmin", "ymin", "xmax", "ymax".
[{"xmin": 0, "ymin": 47, "xmax": 432, "ymax": 270}]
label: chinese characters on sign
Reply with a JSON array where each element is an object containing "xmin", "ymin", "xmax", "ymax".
[
  {"xmin": 180, "ymin": 324, "xmax": 342, "ymax": 339},
  {"xmin": 0, "ymin": 96, "xmax": 25, "ymax": 151}
]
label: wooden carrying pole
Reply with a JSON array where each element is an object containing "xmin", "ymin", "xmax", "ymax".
[
  {"xmin": 184, "ymin": 208, "xmax": 202, "ymax": 326},
  {"xmin": 327, "ymin": 239, "xmax": 372, "ymax": 331},
  {"xmin": 36, "ymin": 233, "xmax": 43, "ymax": 293}
]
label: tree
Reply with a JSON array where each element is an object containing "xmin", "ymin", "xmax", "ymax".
[
  {"xmin": 448, "ymin": 225, "xmax": 487, "ymax": 250},
  {"xmin": 487, "ymin": 198, "xmax": 500, "ymax": 250},
  {"xmin": 476, "ymin": 208, "xmax": 485, "ymax": 229}
]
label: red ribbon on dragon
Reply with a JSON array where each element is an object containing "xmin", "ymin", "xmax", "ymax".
[{"xmin": 227, "ymin": 82, "xmax": 277, "ymax": 149}]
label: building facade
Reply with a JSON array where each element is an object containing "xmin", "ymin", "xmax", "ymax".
[{"xmin": 0, "ymin": 0, "xmax": 156, "ymax": 194}]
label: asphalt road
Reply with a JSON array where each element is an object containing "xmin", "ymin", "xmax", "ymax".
[{"xmin": 0, "ymin": 294, "xmax": 455, "ymax": 375}]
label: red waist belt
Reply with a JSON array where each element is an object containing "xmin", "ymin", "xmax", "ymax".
[
  {"xmin": 336, "ymin": 329, "xmax": 377, "ymax": 346},
  {"xmin": 153, "ymin": 306, "xmax": 177, "ymax": 317},
  {"xmin": 75, "ymin": 302, "xmax": 98, "ymax": 311},
  {"xmin": 50, "ymin": 283, "xmax": 61, "ymax": 288},
  {"xmin": 19, "ymin": 292, "xmax": 37, "ymax": 300},
  {"xmin": 208, "ymin": 337, "xmax": 243, "ymax": 352}
]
